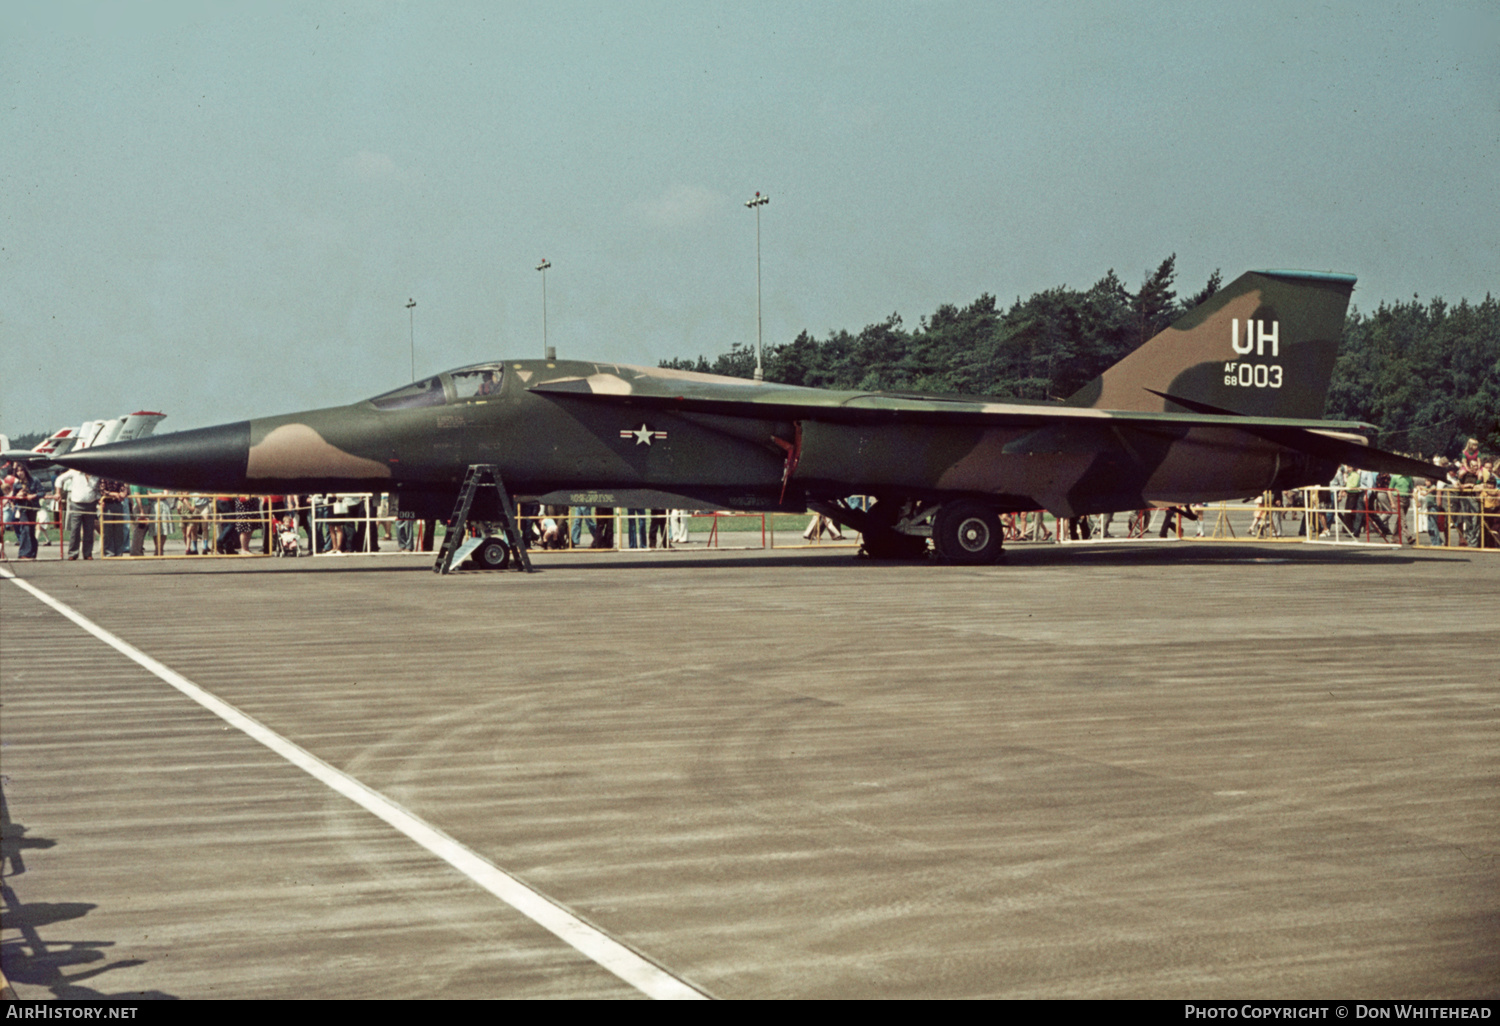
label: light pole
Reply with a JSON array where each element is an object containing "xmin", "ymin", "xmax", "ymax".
[
  {"xmin": 536, "ymin": 258, "xmax": 552, "ymax": 359},
  {"xmin": 745, "ymin": 191, "xmax": 769, "ymax": 382},
  {"xmin": 406, "ymin": 298, "xmax": 416, "ymax": 380}
]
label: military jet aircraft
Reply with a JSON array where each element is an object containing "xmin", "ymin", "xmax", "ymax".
[{"xmin": 53, "ymin": 269, "xmax": 1437, "ymax": 564}]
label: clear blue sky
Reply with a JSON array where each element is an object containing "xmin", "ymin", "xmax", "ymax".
[{"xmin": 4, "ymin": 1, "xmax": 1496, "ymax": 434}]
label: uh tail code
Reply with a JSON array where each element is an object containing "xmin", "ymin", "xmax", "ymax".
[{"xmin": 1226, "ymin": 319, "xmax": 1282, "ymax": 388}]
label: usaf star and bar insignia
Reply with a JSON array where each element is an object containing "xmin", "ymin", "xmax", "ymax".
[{"xmin": 620, "ymin": 423, "xmax": 668, "ymax": 446}]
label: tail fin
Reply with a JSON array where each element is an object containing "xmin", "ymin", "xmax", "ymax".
[
  {"xmin": 116, "ymin": 411, "xmax": 166, "ymax": 443},
  {"xmin": 1066, "ymin": 269, "xmax": 1355, "ymax": 419}
]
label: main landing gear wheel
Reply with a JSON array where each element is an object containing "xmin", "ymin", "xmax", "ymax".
[
  {"xmin": 933, "ymin": 501, "xmax": 1005, "ymax": 564},
  {"xmin": 472, "ymin": 536, "xmax": 512, "ymax": 570}
]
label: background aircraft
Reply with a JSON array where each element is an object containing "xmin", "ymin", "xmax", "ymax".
[
  {"xmin": 54, "ymin": 271, "xmax": 1436, "ymax": 563},
  {"xmin": 3, "ymin": 412, "xmax": 165, "ymax": 491},
  {"xmin": 3, "ymin": 412, "xmax": 167, "ymax": 462}
]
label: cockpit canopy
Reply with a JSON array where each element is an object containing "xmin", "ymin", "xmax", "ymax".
[{"xmin": 369, "ymin": 363, "xmax": 505, "ymax": 410}]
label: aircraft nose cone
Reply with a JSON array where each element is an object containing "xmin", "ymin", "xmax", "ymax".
[{"xmin": 54, "ymin": 421, "xmax": 251, "ymax": 491}]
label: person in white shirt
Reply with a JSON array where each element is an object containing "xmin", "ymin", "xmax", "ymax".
[{"xmin": 55, "ymin": 468, "xmax": 101, "ymax": 560}]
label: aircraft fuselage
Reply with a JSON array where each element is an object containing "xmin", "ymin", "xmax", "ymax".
[{"xmin": 68, "ymin": 358, "xmax": 1333, "ymax": 522}]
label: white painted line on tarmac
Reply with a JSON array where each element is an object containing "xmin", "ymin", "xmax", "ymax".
[{"xmin": 0, "ymin": 566, "xmax": 708, "ymax": 1001}]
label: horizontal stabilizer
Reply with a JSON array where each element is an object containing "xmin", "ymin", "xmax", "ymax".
[
  {"xmin": 1146, "ymin": 388, "xmax": 1444, "ymax": 479},
  {"xmin": 1255, "ymin": 428, "xmax": 1444, "ymax": 480},
  {"xmin": 0, "ymin": 448, "xmax": 55, "ymax": 467}
]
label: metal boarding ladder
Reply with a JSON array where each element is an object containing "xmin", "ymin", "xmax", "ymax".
[{"xmin": 433, "ymin": 464, "xmax": 534, "ymax": 575}]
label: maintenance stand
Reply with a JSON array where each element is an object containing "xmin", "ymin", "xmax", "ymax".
[{"xmin": 433, "ymin": 464, "xmax": 534, "ymax": 574}]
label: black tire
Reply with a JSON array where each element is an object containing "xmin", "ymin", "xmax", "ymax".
[
  {"xmin": 472, "ymin": 536, "xmax": 511, "ymax": 570},
  {"xmin": 933, "ymin": 501, "xmax": 1004, "ymax": 564}
]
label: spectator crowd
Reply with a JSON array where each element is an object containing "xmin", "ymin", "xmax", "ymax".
[{"xmin": 3, "ymin": 438, "xmax": 1497, "ymax": 560}]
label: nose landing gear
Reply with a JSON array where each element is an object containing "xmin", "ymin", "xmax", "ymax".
[
  {"xmin": 471, "ymin": 536, "xmax": 512, "ymax": 570},
  {"xmin": 434, "ymin": 464, "xmax": 534, "ymax": 574}
]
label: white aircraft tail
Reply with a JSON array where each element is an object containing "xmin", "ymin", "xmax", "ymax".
[
  {"xmin": 3, "ymin": 412, "xmax": 165, "ymax": 465},
  {"xmin": 76, "ymin": 419, "xmax": 108, "ymax": 449},
  {"xmin": 116, "ymin": 411, "xmax": 166, "ymax": 443},
  {"xmin": 69, "ymin": 411, "xmax": 165, "ymax": 451}
]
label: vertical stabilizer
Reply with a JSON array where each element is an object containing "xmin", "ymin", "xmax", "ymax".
[
  {"xmin": 1066, "ymin": 270, "xmax": 1355, "ymax": 418},
  {"xmin": 116, "ymin": 412, "xmax": 166, "ymax": 442},
  {"xmin": 76, "ymin": 420, "xmax": 108, "ymax": 450},
  {"xmin": 92, "ymin": 416, "xmax": 129, "ymax": 448}
]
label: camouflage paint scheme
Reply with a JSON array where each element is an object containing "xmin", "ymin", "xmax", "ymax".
[{"xmin": 57, "ymin": 270, "xmax": 1440, "ymax": 562}]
